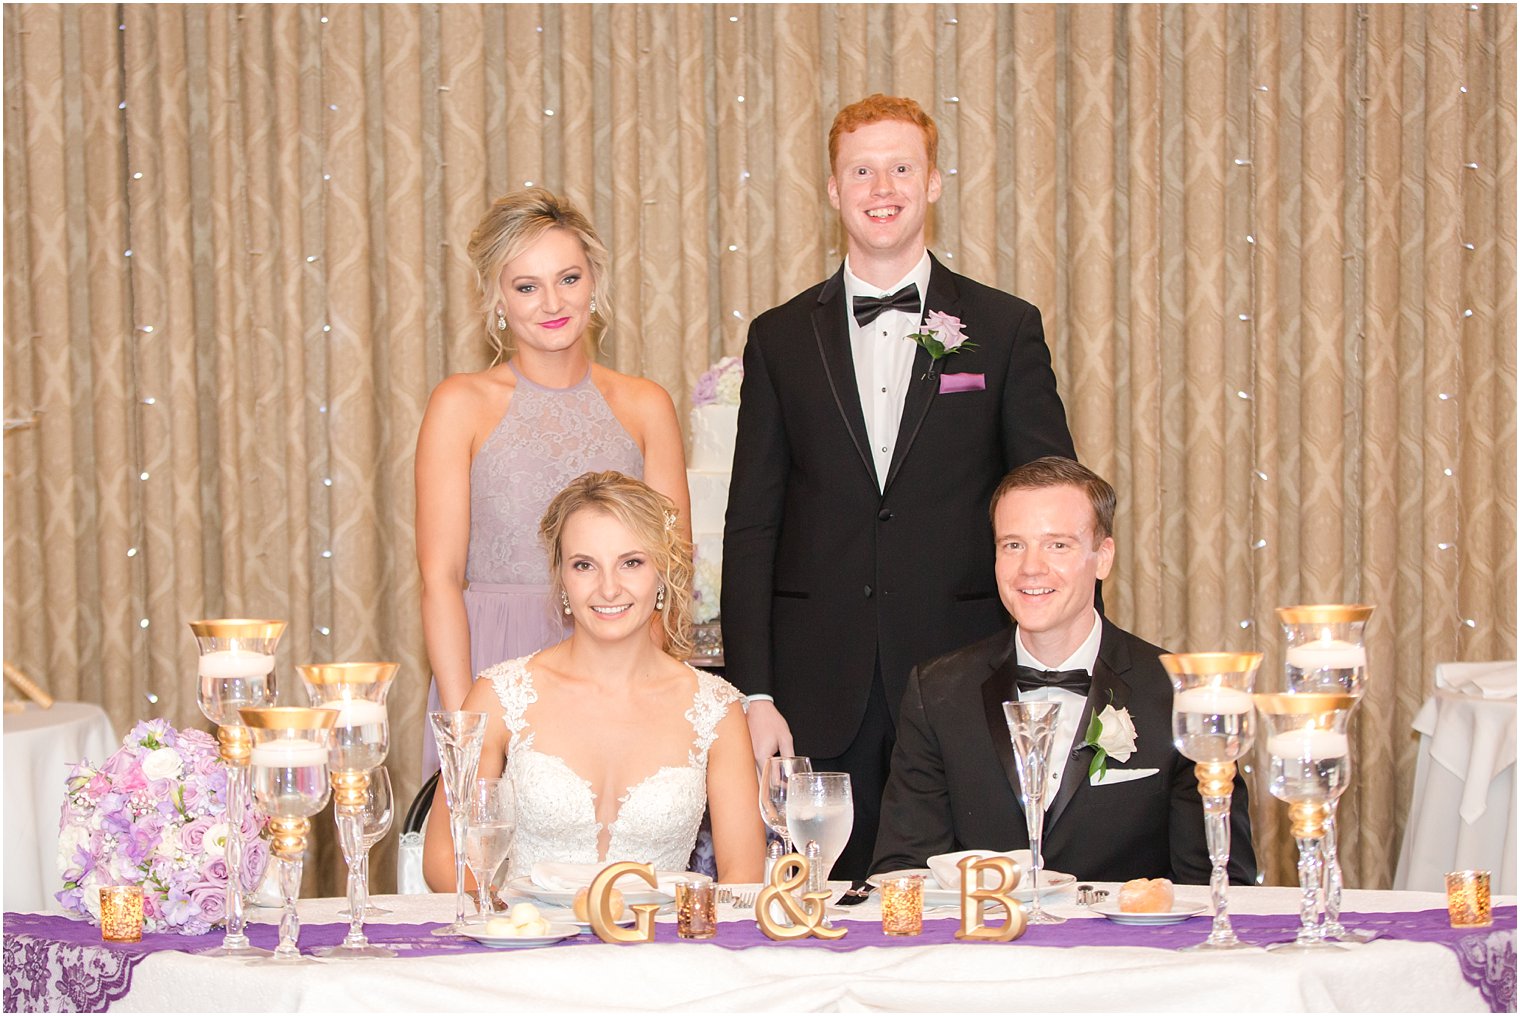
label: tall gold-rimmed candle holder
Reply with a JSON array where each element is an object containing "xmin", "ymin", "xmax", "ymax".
[
  {"xmin": 240, "ymin": 706, "xmax": 336, "ymax": 963},
  {"xmin": 1161, "ymin": 652, "xmax": 1261, "ymax": 951},
  {"xmin": 1255, "ymin": 693, "xmax": 1357, "ymax": 952},
  {"xmin": 1277, "ymin": 604, "xmax": 1374, "ymax": 942},
  {"xmin": 298, "ymin": 662, "xmax": 397, "ymax": 959},
  {"xmin": 190, "ymin": 618, "xmax": 284, "ymax": 958}
]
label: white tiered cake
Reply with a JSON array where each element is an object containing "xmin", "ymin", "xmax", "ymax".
[{"xmin": 686, "ymin": 357, "xmax": 742, "ymax": 624}]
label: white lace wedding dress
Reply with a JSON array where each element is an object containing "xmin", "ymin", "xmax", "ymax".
[{"xmin": 485, "ymin": 653, "xmax": 742, "ymax": 879}]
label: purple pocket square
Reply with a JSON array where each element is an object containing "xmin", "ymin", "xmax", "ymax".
[{"xmin": 938, "ymin": 372, "xmax": 986, "ymax": 394}]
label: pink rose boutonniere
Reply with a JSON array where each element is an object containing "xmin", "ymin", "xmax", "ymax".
[{"xmin": 907, "ymin": 310, "xmax": 976, "ymax": 378}]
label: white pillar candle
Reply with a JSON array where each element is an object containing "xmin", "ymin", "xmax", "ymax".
[
  {"xmin": 318, "ymin": 699, "xmax": 388, "ymax": 727},
  {"xmin": 250, "ymin": 740, "xmax": 329, "ymax": 767},
  {"xmin": 1266, "ymin": 729, "xmax": 1350, "ymax": 761},
  {"xmin": 198, "ymin": 650, "xmax": 276, "ymax": 680},
  {"xmin": 1285, "ymin": 639, "xmax": 1366, "ymax": 670},
  {"xmin": 1173, "ymin": 686, "xmax": 1254, "ymax": 715}
]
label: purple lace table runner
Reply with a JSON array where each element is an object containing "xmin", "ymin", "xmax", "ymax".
[{"xmin": 5, "ymin": 907, "xmax": 1515, "ymax": 1013}]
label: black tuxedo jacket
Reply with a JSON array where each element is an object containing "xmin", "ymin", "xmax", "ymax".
[
  {"xmin": 721, "ymin": 256, "xmax": 1075, "ymax": 758},
  {"xmin": 871, "ymin": 619, "xmax": 1257, "ymax": 885}
]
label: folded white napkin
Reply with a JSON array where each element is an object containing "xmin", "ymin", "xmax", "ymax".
[
  {"xmin": 530, "ymin": 861, "xmax": 691, "ymax": 895},
  {"xmin": 926, "ymin": 849, "xmax": 1030, "ymax": 890},
  {"xmin": 1435, "ymin": 661, "xmax": 1517, "ymax": 700}
]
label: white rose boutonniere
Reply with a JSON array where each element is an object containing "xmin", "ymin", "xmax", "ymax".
[{"xmin": 1082, "ymin": 704, "xmax": 1138, "ymax": 781}]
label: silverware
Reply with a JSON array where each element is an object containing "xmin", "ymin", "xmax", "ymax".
[{"xmin": 732, "ymin": 890, "xmax": 757, "ymax": 909}]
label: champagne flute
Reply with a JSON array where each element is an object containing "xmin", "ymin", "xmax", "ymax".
[
  {"xmin": 759, "ymin": 756, "xmax": 813, "ymax": 854},
  {"xmin": 337, "ymin": 767, "xmax": 394, "ymax": 919},
  {"xmin": 1002, "ymin": 700, "xmax": 1063, "ymax": 925},
  {"xmin": 784, "ymin": 772, "xmax": 853, "ymax": 898},
  {"xmin": 428, "ymin": 711, "xmax": 488, "ymax": 936},
  {"xmin": 464, "ymin": 777, "xmax": 515, "ymax": 917}
]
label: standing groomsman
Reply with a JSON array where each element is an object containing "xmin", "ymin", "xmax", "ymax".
[{"xmin": 721, "ymin": 94, "xmax": 1077, "ymax": 879}]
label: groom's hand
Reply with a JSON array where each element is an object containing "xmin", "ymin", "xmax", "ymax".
[{"xmin": 745, "ymin": 699, "xmax": 795, "ymax": 763}]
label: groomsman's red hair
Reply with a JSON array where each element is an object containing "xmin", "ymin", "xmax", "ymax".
[{"xmin": 828, "ymin": 94, "xmax": 939, "ymax": 172}]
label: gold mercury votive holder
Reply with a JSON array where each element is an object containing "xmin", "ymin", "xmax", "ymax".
[
  {"xmin": 675, "ymin": 881, "xmax": 717, "ymax": 939},
  {"xmin": 1446, "ymin": 870, "xmax": 1493, "ymax": 928},
  {"xmin": 100, "ymin": 885, "xmax": 144, "ymax": 943},
  {"xmin": 881, "ymin": 875, "xmax": 924, "ymax": 936}
]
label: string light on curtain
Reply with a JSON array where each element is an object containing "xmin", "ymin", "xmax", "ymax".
[
  {"xmin": 1241, "ymin": 11, "xmax": 1265, "ymax": 639},
  {"xmin": 315, "ymin": 4, "xmax": 335, "ymax": 645}
]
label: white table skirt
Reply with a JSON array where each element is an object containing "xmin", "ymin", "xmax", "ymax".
[
  {"xmin": 3, "ymin": 701, "xmax": 118, "ymax": 913},
  {"xmin": 102, "ymin": 885, "xmax": 1508, "ymax": 1012}
]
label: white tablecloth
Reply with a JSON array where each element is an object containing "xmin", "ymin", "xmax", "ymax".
[
  {"xmin": 1395, "ymin": 669, "xmax": 1517, "ymax": 895},
  {"xmin": 3, "ymin": 701, "xmax": 118, "ymax": 913},
  {"xmin": 100, "ymin": 885, "xmax": 1509, "ymax": 1012}
]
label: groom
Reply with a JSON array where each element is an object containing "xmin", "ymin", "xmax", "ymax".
[{"xmin": 722, "ymin": 94, "xmax": 1076, "ymax": 879}]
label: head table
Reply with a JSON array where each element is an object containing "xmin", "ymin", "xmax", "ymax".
[{"xmin": 5, "ymin": 884, "xmax": 1514, "ymax": 1012}]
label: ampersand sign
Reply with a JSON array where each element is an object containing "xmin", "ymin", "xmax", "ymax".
[
  {"xmin": 955, "ymin": 855, "xmax": 1028, "ymax": 942},
  {"xmin": 587, "ymin": 861, "xmax": 662, "ymax": 943},
  {"xmin": 754, "ymin": 852, "xmax": 847, "ymax": 941}
]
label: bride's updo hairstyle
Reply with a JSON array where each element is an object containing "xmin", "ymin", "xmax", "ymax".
[{"xmin": 539, "ymin": 471, "xmax": 695, "ymax": 659}]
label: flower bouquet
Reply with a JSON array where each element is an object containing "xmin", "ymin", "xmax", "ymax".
[
  {"xmin": 55, "ymin": 718, "xmax": 268, "ymax": 934},
  {"xmin": 691, "ymin": 355, "xmax": 743, "ymax": 407}
]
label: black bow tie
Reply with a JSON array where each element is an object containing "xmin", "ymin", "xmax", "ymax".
[
  {"xmin": 1014, "ymin": 665, "xmax": 1092, "ymax": 697},
  {"xmin": 852, "ymin": 284, "xmax": 921, "ymax": 327}
]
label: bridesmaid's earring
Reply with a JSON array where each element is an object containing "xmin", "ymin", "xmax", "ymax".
[
  {"xmin": 589, "ymin": 298, "xmax": 598, "ymax": 315},
  {"xmin": 654, "ymin": 584, "xmax": 666, "ymax": 611},
  {"xmin": 496, "ymin": 308, "xmax": 507, "ymax": 331},
  {"xmin": 561, "ymin": 591, "xmax": 572, "ymax": 616}
]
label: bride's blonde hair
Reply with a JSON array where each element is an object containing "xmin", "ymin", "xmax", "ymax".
[{"xmin": 539, "ymin": 471, "xmax": 694, "ymax": 659}]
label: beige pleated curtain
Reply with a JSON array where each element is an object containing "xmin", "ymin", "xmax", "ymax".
[{"xmin": 5, "ymin": 4, "xmax": 1514, "ymax": 895}]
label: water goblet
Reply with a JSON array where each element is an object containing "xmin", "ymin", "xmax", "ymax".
[
  {"xmin": 190, "ymin": 618, "xmax": 284, "ymax": 958},
  {"xmin": 785, "ymin": 772, "xmax": 853, "ymax": 898},
  {"xmin": 1162, "ymin": 652, "xmax": 1262, "ymax": 951},
  {"xmin": 337, "ymin": 767, "xmax": 394, "ymax": 918},
  {"xmin": 1255, "ymin": 693, "xmax": 1357, "ymax": 952},
  {"xmin": 241, "ymin": 707, "xmax": 336, "ymax": 963},
  {"xmin": 759, "ymin": 756, "xmax": 813, "ymax": 853},
  {"xmin": 1278, "ymin": 604, "xmax": 1374, "ymax": 943},
  {"xmin": 428, "ymin": 710, "xmax": 488, "ymax": 936},
  {"xmin": 1002, "ymin": 700, "xmax": 1063, "ymax": 925},
  {"xmin": 464, "ymin": 777, "xmax": 515, "ymax": 917}
]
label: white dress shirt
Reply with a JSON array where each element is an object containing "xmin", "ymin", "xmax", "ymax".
[
  {"xmin": 1014, "ymin": 609, "xmax": 1103, "ymax": 810},
  {"xmin": 843, "ymin": 252, "xmax": 933, "ymax": 490}
]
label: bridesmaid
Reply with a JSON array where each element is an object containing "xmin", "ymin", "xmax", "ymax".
[{"xmin": 415, "ymin": 188, "xmax": 690, "ymax": 775}]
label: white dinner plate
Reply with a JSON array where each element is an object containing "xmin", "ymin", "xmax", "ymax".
[
  {"xmin": 1091, "ymin": 901, "xmax": 1208, "ymax": 926},
  {"xmin": 872, "ymin": 868, "xmax": 1079, "ymax": 908},
  {"xmin": 457, "ymin": 920, "xmax": 580, "ymax": 948},
  {"xmin": 504, "ymin": 874, "xmax": 699, "ymax": 908},
  {"xmin": 536, "ymin": 906, "xmax": 637, "ymax": 932}
]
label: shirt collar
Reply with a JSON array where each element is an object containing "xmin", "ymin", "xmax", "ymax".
[
  {"xmin": 841, "ymin": 250, "xmax": 932, "ymax": 310},
  {"xmin": 1015, "ymin": 608, "xmax": 1103, "ymax": 675}
]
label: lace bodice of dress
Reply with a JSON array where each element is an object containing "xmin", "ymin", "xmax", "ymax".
[
  {"xmin": 486, "ymin": 654, "xmax": 741, "ymax": 878},
  {"xmin": 465, "ymin": 363, "xmax": 643, "ymax": 585}
]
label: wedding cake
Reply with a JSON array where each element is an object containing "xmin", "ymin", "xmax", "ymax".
[{"xmin": 687, "ymin": 357, "xmax": 742, "ymax": 623}]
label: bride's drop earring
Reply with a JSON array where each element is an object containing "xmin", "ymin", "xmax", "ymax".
[
  {"xmin": 654, "ymin": 584, "xmax": 666, "ymax": 612},
  {"xmin": 561, "ymin": 591, "xmax": 572, "ymax": 616}
]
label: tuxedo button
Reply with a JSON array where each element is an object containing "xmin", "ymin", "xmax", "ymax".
[
  {"xmin": 877, "ymin": 509, "xmax": 892, "ymax": 522},
  {"xmin": 863, "ymin": 585, "xmax": 873, "ymax": 598}
]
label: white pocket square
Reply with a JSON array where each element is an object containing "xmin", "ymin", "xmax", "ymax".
[{"xmin": 1090, "ymin": 766, "xmax": 1159, "ymax": 787}]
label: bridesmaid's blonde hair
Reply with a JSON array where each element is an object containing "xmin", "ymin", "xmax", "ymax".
[{"xmin": 540, "ymin": 471, "xmax": 694, "ymax": 659}]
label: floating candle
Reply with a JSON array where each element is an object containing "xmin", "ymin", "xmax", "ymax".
[
  {"xmin": 1266, "ymin": 729, "xmax": 1350, "ymax": 761},
  {"xmin": 1173, "ymin": 686, "xmax": 1254, "ymax": 715},
  {"xmin": 250, "ymin": 740, "xmax": 329, "ymax": 767},
  {"xmin": 318, "ymin": 699, "xmax": 388, "ymax": 727},
  {"xmin": 1285, "ymin": 639, "xmax": 1366, "ymax": 670},
  {"xmin": 198, "ymin": 650, "xmax": 276, "ymax": 680}
]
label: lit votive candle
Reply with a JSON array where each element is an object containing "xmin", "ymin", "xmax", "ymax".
[
  {"xmin": 881, "ymin": 876, "xmax": 924, "ymax": 937},
  {"xmin": 1265, "ymin": 729, "xmax": 1350, "ymax": 760},
  {"xmin": 100, "ymin": 885, "xmax": 144, "ymax": 943},
  {"xmin": 1284, "ymin": 639, "xmax": 1367, "ymax": 671},
  {"xmin": 1446, "ymin": 870, "xmax": 1493, "ymax": 928},
  {"xmin": 1173, "ymin": 686, "xmax": 1254, "ymax": 715},
  {"xmin": 675, "ymin": 881, "xmax": 717, "ymax": 939}
]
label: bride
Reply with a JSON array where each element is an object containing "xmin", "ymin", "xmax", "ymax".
[{"xmin": 423, "ymin": 471, "xmax": 765, "ymax": 888}]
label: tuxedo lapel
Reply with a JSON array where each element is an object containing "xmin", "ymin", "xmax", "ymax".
[
  {"xmin": 884, "ymin": 257, "xmax": 962, "ymax": 493},
  {"xmin": 1045, "ymin": 622, "xmax": 1134, "ymax": 830},
  {"xmin": 811, "ymin": 268, "xmax": 877, "ymax": 486},
  {"xmin": 980, "ymin": 631, "xmax": 1024, "ymax": 814}
]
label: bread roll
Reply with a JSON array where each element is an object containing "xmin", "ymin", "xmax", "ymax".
[
  {"xmin": 572, "ymin": 885, "xmax": 626, "ymax": 922},
  {"xmin": 1117, "ymin": 877, "xmax": 1175, "ymax": 913}
]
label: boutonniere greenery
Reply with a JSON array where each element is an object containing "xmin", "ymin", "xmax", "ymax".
[
  {"xmin": 907, "ymin": 310, "xmax": 976, "ymax": 376},
  {"xmin": 1082, "ymin": 702, "xmax": 1139, "ymax": 781}
]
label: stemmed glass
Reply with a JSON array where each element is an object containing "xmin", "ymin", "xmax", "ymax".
[
  {"xmin": 240, "ymin": 706, "xmax": 336, "ymax": 963},
  {"xmin": 1278, "ymin": 604, "xmax": 1374, "ymax": 943},
  {"xmin": 299, "ymin": 661, "xmax": 397, "ymax": 959},
  {"xmin": 1002, "ymin": 700, "xmax": 1063, "ymax": 925},
  {"xmin": 784, "ymin": 772, "xmax": 853, "ymax": 898},
  {"xmin": 759, "ymin": 756, "xmax": 813, "ymax": 854},
  {"xmin": 1255, "ymin": 692, "xmax": 1357, "ymax": 952},
  {"xmin": 1162, "ymin": 652, "xmax": 1262, "ymax": 951},
  {"xmin": 337, "ymin": 767, "xmax": 394, "ymax": 918},
  {"xmin": 190, "ymin": 618, "xmax": 284, "ymax": 958},
  {"xmin": 464, "ymin": 777, "xmax": 515, "ymax": 917},
  {"xmin": 428, "ymin": 711, "xmax": 488, "ymax": 936}
]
